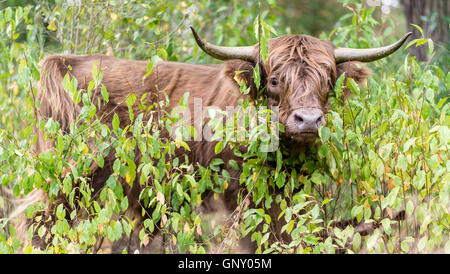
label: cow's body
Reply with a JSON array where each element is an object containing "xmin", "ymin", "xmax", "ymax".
[{"xmin": 12, "ymin": 30, "xmax": 410, "ymax": 252}]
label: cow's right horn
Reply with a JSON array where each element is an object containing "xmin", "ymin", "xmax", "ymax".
[{"xmin": 190, "ymin": 26, "xmax": 256, "ymax": 62}]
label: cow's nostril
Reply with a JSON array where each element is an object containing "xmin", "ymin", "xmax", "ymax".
[
  {"xmin": 296, "ymin": 114, "xmax": 304, "ymax": 123},
  {"xmin": 316, "ymin": 116, "xmax": 324, "ymax": 127}
]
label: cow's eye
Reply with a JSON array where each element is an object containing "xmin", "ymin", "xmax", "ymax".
[
  {"xmin": 328, "ymin": 78, "xmax": 334, "ymax": 90},
  {"xmin": 270, "ymin": 77, "xmax": 278, "ymax": 86}
]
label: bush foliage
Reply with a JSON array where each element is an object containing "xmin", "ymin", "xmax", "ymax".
[{"xmin": 0, "ymin": 0, "xmax": 448, "ymax": 254}]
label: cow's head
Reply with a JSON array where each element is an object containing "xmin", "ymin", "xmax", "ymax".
[{"xmin": 191, "ymin": 27, "xmax": 411, "ymax": 144}]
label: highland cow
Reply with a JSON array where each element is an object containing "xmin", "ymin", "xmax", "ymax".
[{"xmin": 11, "ymin": 27, "xmax": 411, "ymax": 252}]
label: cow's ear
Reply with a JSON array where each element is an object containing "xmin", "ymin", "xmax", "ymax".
[
  {"xmin": 335, "ymin": 61, "xmax": 370, "ymax": 99},
  {"xmin": 224, "ymin": 60, "xmax": 259, "ymax": 98}
]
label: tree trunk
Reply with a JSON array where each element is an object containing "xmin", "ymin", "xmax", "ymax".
[{"xmin": 401, "ymin": 0, "xmax": 449, "ymax": 62}]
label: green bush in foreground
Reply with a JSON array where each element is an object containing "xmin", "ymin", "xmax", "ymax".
[{"xmin": 0, "ymin": 1, "xmax": 448, "ymax": 253}]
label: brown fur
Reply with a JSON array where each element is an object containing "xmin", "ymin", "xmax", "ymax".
[{"xmin": 12, "ymin": 35, "xmax": 370, "ymax": 252}]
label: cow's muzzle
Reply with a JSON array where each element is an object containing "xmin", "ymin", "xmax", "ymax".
[{"xmin": 287, "ymin": 108, "xmax": 325, "ymax": 142}]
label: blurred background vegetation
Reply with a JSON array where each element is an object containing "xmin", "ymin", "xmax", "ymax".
[{"xmin": 0, "ymin": 0, "xmax": 448, "ymax": 254}]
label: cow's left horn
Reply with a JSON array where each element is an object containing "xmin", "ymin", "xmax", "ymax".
[
  {"xmin": 190, "ymin": 26, "xmax": 256, "ymax": 62},
  {"xmin": 334, "ymin": 32, "xmax": 412, "ymax": 63}
]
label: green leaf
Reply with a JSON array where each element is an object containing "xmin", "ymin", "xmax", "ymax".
[
  {"xmin": 24, "ymin": 205, "xmax": 35, "ymax": 219},
  {"xmin": 413, "ymin": 170, "xmax": 426, "ymax": 190},
  {"xmin": 184, "ymin": 174, "xmax": 197, "ymax": 188},
  {"xmin": 38, "ymin": 225, "xmax": 46, "ymax": 238},
  {"xmin": 319, "ymin": 126, "xmax": 331, "ymax": 143},
  {"xmin": 366, "ymin": 229, "xmax": 380, "ymax": 250},
  {"xmin": 376, "ymin": 162, "xmax": 384, "ymax": 177},
  {"xmin": 351, "ymin": 205, "xmax": 364, "ymax": 222},
  {"xmin": 310, "ymin": 171, "xmax": 325, "ymax": 185},
  {"xmin": 113, "ymin": 159, "xmax": 121, "ymax": 174},
  {"xmin": 406, "ymin": 200, "xmax": 414, "ymax": 216},
  {"xmin": 406, "ymin": 38, "xmax": 428, "ymax": 49},
  {"xmin": 382, "ymin": 187, "xmax": 399, "ymax": 209},
  {"xmin": 121, "ymin": 197, "xmax": 129, "ymax": 211},
  {"xmin": 97, "ymin": 155, "xmax": 104, "ymax": 169},
  {"xmin": 214, "ymin": 140, "xmax": 223, "ymax": 154},
  {"xmin": 210, "ymin": 158, "xmax": 224, "ymax": 167},
  {"xmin": 285, "ymin": 220, "xmax": 295, "ymax": 234},
  {"xmin": 253, "ymin": 65, "xmax": 261, "ymax": 91},
  {"xmin": 276, "ymin": 150, "xmax": 282, "ymax": 171},
  {"xmin": 112, "ymin": 113, "xmax": 120, "ymax": 134},
  {"xmin": 264, "ymin": 214, "xmax": 271, "ymax": 225},
  {"xmin": 445, "ymin": 241, "xmax": 450, "ymax": 254},
  {"xmin": 175, "ymin": 140, "xmax": 190, "ymax": 151},
  {"xmin": 126, "ymin": 93, "xmax": 136, "ymax": 109},
  {"xmin": 176, "ymin": 183, "xmax": 183, "ymax": 197},
  {"xmin": 436, "ymin": 97, "xmax": 448, "ymax": 109},
  {"xmin": 397, "ymin": 154, "xmax": 407, "ymax": 171},
  {"xmin": 144, "ymin": 55, "xmax": 159, "ymax": 79},
  {"xmin": 438, "ymin": 126, "xmax": 449, "ymax": 145},
  {"xmin": 92, "ymin": 60, "xmax": 99, "ymax": 81},
  {"xmin": 31, "ymin": 62, "xmax": 40, "ymax": 81},
  {"xmin": 403, "ymin": 137, "xmax": 416, "ymax": 152},
  {"xmin": 335, "ymin": 72, "xmax": 346, "ymax": 95},
  {"xmin": 418, "ymin": 236, "xmax": 428, "ymax": 252},
  {"xmin": 126, "ymin": 93, "xmax": 137, "ymax": 121},
  {"xmin": 381, "ymin": 218, "xmax": 391, "ymax": 235},
  {"xmin": 56, "ymin": 204, "xmax": 65, "ymax": 220},
  {"xmin": 347, "ymin": 77, "xmax": 360, "ymax": 96},
  {"xmin": 318, "ymin": 144, "xmax": 329, "ymax": 159},
  {"xmin": 427, "ymin": 39, "xmax": 434, "ymax": 55},
  {"xmin": 101, "ymin": 85, "xmax": 109, "ymax": 103},
  {"xmin": 261, "ymin": 20, "xmax": 278, "ymax": 36},
  {"xmin": 411, "ymin": 24, "xmax": 424, "ymax": 37},
  {"xmin": 401, "ymin": 238, "xmax": 413, "ymax": 253},
  {"xmin": 113, "ymin": 221, "xmax": 123, "ymax": 239},
  {"xmin": 321, "ymin": 199, "xmax": 332, "ymax": 206},
  {"xmin": 353, "ymin": 232, "xmax": 361, "ymax": 250},
  {"xmin": 144, "ymin": 219, "xmax": 154, "ymax": 233},
  {"xmin": 228, "ymin": 159, "xmax": 240, "ymax": 171},
  {"xmin": 275, "ymin": 172, "xmax": 286, "ymax": 188}
]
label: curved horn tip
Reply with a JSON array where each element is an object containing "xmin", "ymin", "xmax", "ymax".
[
  {"xmin": 189, "ymin": 25, "xmax": 197, "ymax": 35},
  {"xmin": 190, "ymin": 26, "xmax": 200, "ymax": 41},
  {"xmin": 190, "ymin": 26, "xmax": 209, "ymax": 54},
  {"xmin": 402, "ymin": 32, "xmax": 413, "ymax": 42},
  {"xmin": 394, "ymin": 31, "xmax": 414, "ymax": 49}
]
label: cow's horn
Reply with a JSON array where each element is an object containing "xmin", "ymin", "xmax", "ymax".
[
  {"xmin": 190, "ymin": 26, "xmax": 255, "ymax": 62},
  {"xmin": 334, "ymin": 32, "xmax": 412, "ymax": 63}
]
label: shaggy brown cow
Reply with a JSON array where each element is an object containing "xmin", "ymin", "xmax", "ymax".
[{"xmin": 12, "ymin": 27, "xmax": 411, "ymax": 252}]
